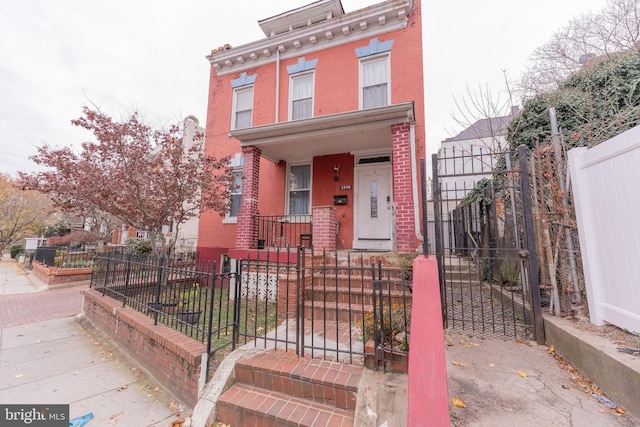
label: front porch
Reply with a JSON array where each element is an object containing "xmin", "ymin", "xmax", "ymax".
[{"xmin": 231, "ymin": 102, "xmax": 421, "ymax": 254}]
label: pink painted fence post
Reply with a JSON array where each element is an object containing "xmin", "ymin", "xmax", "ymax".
[{"xmin": 408, "ymin": 256, "xmax": 450, "ymax": 426}]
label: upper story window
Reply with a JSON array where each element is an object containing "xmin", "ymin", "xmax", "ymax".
[
  {"xmin": 232, "ymin": 87, "xmax": 253, "ymax": 130},
  {"xmin": 290, "ymin": 73, "xmax": 314, "ymax": 120},
  {"xmin": 356, "ymin": 38, "xmax": 394, "ymax": 110},
  {"xmin": 288, "ymin": 164, "xmax": 311, "ymax": 215},
  {"xmin": 360, "ymin": 55, "xmax": 390, "ymax": 109},
  {"xmin": 231, "ymin": 72, "xmax": 257, "ymax": 130},
  {"xmin": 287, "ymin": 57, "xmax": 318, "ymax": 121}
]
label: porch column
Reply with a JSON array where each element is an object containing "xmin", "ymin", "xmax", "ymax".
[
  {"xmin": 311, "ymin": 206, "xmax": 337, "ymax": 252},
  {"xmin": 392, "ymin": 122, "xmax": 416, "ymax": 253},
  {"xmin": 235, "ymin": 146, "xmax": 261, "ymax": 249}
]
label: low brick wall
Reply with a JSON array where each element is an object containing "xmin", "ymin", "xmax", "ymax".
[
  {"xmin": 32, "ymin": 262, "xmax": 92, "ymax": 286},
  {"xmin": 82, "ymin": 289, "xmax": 207, "ymax": 406}
]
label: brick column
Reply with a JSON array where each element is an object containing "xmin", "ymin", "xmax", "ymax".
[
  {"xmin": 235, "ymin": 146, "xmax": 261, "ymax": 249},
  {"xmin": 311, "ymin": 206, "xmax": 337, "ymax": 252},
  {"xmin": 391, "ymin": 122, "xmax": 416, "ymax": 253}
]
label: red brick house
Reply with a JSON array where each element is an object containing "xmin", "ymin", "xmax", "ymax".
[{"xmin": 197, "ymin": 0, "xmax": 425, "ymax": 263}]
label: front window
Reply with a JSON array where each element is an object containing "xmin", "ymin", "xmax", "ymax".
[
  {"xmin": 288, "ymin": 164, "xmax": 311, "ymax": 215},
  {"xmin": 228, "ymin": 170, "xmax": 243, "ymax": 218},
  {"xmin": 361, "ymin": 55, "xmax": 390, "ymax": 109},
  {"xmin": 290, "ymin": 73, "xmax": 314, "ymax": 120},
  {"xmin": 233, "ymin": 87, "xmax": 253, "ymax": 129}
]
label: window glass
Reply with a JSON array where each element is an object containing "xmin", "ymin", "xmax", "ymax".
[
  {"xmin": 370, "ymin": 180, "xmax": 378, "ymax": 218},
  {"xmin": 291, "ymin": 74, "xmax": 313, "ymax": 120},
  {"xmin": 289, "ymin": 164, "xmax": 311, "ymax": 215},
  {"xmin": 362, "ymin": 57, "xmax": 389, "ymax": 109},
  {"xmin": 229, "ymin": 170, "xmax": 243, "ymax": 217},
  {"xmin": 234, "ymin": 87, "xmax": 253, "ymax": 129}
]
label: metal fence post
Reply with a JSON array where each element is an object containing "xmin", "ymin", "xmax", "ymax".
[
  {"xmin": 153, "ymin": 256, "xmax": 165, "ymax": 326},
  {"xmin": 122, "ymin": 254, "xmax": 132, "ymax": 308},
  {"xmin": 518, "ymin": 145, "xmax": 545, "ymax": 344},
  {"xmin": 431, "ymin": 153, "xmax": 447, "ymax": 328}
]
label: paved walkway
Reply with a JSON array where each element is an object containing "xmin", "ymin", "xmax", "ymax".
[{"xmin": 0, "ymin": 256, "xmax": 187, "ymax": 426}]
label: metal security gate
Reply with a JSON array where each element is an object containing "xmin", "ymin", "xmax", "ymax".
[{"xmin": 432, "ymin": 145, "xmax": 544, "ymax": 343}]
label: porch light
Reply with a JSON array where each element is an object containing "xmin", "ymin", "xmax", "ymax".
[{"xmin": 334, "ymin": 165, "xmax": 340, "ymax": 181}]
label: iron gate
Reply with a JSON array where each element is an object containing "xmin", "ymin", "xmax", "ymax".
[{"xmin": 432, "ymin": 145, "xmax": 544, "ymax": 343}]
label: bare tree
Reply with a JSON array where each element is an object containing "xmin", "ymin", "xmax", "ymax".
[{"xmin": 519, "ymin": 0, "xmax": 640, "ymax": 96}]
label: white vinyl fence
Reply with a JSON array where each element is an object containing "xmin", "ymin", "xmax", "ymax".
[{"xmin": 569, "ymin": 125, "xmax": 640, "ymax": 333}]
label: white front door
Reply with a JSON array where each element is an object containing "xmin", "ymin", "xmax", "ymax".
[{"xmin": 354, "ymin": 163, "xmax": 393, "ymax": 250}]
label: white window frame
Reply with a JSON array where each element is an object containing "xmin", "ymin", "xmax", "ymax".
[
  {"xmin": 286, "ymin": 162, "xmax": 312, "ymax": 216},
  {"xmin": 224, "ymin": 168, "xmax": 243, "ymax": 223},
  {"xmin": 231, "ymin": 86, "xmax": 254, "ymax": 130},
  {"xmin": 288, "ymin": 72, "xmax": 315, "ymax": 121},
  {"xmin": 359, "ymin": 53, "xmax": 391, "ymax": 110}
]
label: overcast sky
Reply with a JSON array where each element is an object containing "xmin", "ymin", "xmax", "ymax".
[{"xmin": 0, "ymin": 0, "xmax": 608, "ymax": 177}]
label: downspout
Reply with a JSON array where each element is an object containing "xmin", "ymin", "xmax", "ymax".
[
  {"xmin": 275, "ymin": 49, "xmax": 280, "ymax": 123},
  {"xmin": 410, "ymin": 124, "xmax": 424, "ymax": 244}
]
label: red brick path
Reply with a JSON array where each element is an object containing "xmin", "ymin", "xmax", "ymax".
[{"xmin": 0, "ymin": 286, "xmax": 85, "ymax": 328}]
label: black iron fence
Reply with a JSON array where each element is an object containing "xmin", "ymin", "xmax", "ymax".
[
  {"xmin": 254, "ymin": 215, "xmax": 312, "ymax": 249},
  {"xmin": 432, "ymin": 145, "xmax": 544, "ymax": 343},
  {"xmin": 91, "ymin": 248, "xmax": 413, "ymax": 379}
]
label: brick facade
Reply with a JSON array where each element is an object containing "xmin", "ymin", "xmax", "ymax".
[
  {"xmin": 312, "ymin": 206, "xmax": 337, "ymax": 252},
  {"xmin": 198, "ymin": 0, "xmax": 425, "ymax": 259},
  {"xmin": 391, "ymin": 122, "xmax": 417, "ymax": 252},
  {"xmin": 235, "ymin": 145, "xmax": 262, "ymax": 249}
]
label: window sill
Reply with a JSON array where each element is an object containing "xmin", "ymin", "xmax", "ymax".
[{"xmin": 222, "ymin": 217, "xmax": 238, "ymax": 224}]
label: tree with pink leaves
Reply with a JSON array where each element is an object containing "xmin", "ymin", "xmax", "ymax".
[{"xmin": 20, "ymin": 106, "xmax": 232, "ymax": 256}]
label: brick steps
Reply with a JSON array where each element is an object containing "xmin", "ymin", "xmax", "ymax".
[{"xmin": 217, "ymin": 350, "xmax": 362, "ymax": 426}]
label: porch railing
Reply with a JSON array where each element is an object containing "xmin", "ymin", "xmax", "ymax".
[{"xmin": 254, "ymin": 215, "xmax": 312, "ymax": 249}]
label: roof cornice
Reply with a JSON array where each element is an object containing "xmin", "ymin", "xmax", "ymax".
[{"xmin": 207, "ymin": 0, "xmax": 413, "ymax": 76}]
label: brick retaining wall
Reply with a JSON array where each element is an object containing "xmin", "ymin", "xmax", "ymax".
[
  {"xmin": 32, "ymin": 262, "xmax": 93, "ymax": 286},
  {"xmin": 82, "ymin": 289, "xmax": 207, "ymax": 406}
]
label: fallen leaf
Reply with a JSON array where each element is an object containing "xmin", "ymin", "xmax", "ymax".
[
  {"xmin": 154, "ymin": 386, "xmax": 160, "ymax": 392},
  {"xmin": 14, "ymin": 374, "xmax": 23, "ymax": 378},
  {"xmin": 452, "ymin": 361, "xmax": 469, "ymax": 367},
  {"xmin": 615, "ymin": 407, "xmax": 625, "ymax": 415},
  {"xmin": 518, "ymin": 371, "xmax": 527, "ymax": 378},
  {"xmin": 548, "ymin": 345, "xmax": 555, "ymax": 354},
  {"xmin": 452, "ymin": 397, "xmax": 466, "ymax": 408},
  {"xmin": 489, "ymin": 363, "xmax": 496, "ymax": 368},
  {"xmin": 73, "ymin": 372, "xmax": 79, "ymax": 376},
  {"xmin": 515, "ymin": 338, "xmax": 532, "ymax": 347}
]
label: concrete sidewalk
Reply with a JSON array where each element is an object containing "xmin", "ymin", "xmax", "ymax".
[{"xmin": 0, "ymin": 256, "xmax": 188, "ymax": 426}]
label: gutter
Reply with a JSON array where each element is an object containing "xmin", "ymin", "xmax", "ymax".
[{"xmin": 410, "ymin": 124, "xmax": 424, "ymax": 246}]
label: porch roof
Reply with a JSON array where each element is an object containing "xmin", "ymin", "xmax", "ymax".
[{"xmin": 230, "ymin": 102, "xmax": 414, "ymax": 163}]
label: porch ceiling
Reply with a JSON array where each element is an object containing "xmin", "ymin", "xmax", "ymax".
[{"xmin": 230, "ymin": 102, "xmax": 414, "ymax": 163}]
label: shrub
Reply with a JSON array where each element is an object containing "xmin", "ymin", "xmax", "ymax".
[
  {"xmin": 363, "ymin": 302, "xmax": 411, "ymax": 351},
  {"xmin": 9, "ymin": 244, "xmax": 24, "ymax": 259},
  {"xmin": 125, "ymin": 238, "xmax": 153, "ymax": 256}
]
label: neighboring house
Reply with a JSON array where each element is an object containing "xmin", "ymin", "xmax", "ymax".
[
  {"xmin": 110, "ymin": 116, "xmax": 204, "ymax": 255},
  {"xmin": 197, "ymin": 0, "xmax": 426, "ymax": 264},
  {"xmin": 438, "ymin": 106, "xmax": 519, "ymax": 203}
]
